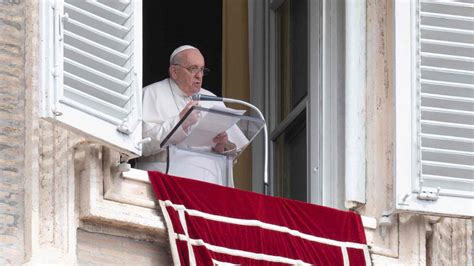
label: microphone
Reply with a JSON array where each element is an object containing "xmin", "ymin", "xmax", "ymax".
[{"xmin": 191, "ymin": 94, "xmax": 223, "ymax": 101}]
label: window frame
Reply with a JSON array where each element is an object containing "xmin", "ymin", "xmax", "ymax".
[{"xmin": 268, "ymin": 0, "xmax": 310, "ymax": 201}]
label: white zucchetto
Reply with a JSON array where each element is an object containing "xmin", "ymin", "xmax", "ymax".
[{"xmin": 169, "ymin": 45, "xmax": 198, "ymax": 63}]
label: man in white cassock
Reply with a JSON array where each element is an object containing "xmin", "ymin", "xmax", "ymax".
[{"xmin": 136, "ymin": 45, "xmax": 239, "ymax": 186}]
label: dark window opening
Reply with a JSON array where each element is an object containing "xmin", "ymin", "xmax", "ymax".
[{"xmin": 143, "ymin": 0, "xmax": 223, "ymax": 96}]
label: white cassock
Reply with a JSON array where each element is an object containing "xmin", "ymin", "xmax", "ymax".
[{"xmin": 136, "ymin": 78, "xmax": 239, "ymax": 187}]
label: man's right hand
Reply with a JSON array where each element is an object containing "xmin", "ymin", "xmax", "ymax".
[{"xmin": 180, "ymin": 100, "xmax": 199, "ymax": 131}]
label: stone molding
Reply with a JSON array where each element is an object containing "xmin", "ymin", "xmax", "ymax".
[{"xmin": 76, "ymin": 144, "xmax": 165, "ymax": 234}]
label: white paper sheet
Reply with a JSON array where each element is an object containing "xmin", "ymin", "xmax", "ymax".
[{"xmin": 180, "ymin": 106, "xmax": 247, "ymax": 148}]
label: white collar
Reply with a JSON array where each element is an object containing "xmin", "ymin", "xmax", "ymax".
[{"xmin": 169, "ymin": 78, "xmax": 191, "ymax": 99}]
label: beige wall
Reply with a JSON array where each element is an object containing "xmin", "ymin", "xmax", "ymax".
[
  {"xmin": 364, "ymin": 0, "xmax": 395, "ymax": 225},
  {"xmin": 0, "ymin": 0, "xmax": 26, "ymax": 264},
  {"xmin": 222, "ymin": 0, "xmax": 252, "ymax": 191},
  {"xmin": 77, "ymin": 229, "xmax": 172, "ymax": 265}
]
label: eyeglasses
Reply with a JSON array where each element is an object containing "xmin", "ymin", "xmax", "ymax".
[{"xmin": 173, "ymin": 64, "xmax": 210, "ymax": 76}]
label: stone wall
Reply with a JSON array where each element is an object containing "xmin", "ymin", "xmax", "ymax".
[
  {"xmin": 77, "ymin": 229, "xmax": 172, "ymax": 265},
  {"xmin": 427, "ymin": 218, "xmax": 472, "ymax": 266},
  {"xmin": 0, "ymin": 0, "xmax": 26, "ymax": 264},
  {"xmin": 0, "ymin": 0, "xmax": 170, "ymax": 264}
]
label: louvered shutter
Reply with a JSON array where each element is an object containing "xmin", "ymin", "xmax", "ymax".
[
  {"xmin": 40, "ymin": 0, "xmax": 143, "ymax": 157},
  {"xmin": 395, "ymin": 0, "xmax": 473, "ymax": 217}
]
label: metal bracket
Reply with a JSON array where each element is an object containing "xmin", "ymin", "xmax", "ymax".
[
  {"xmin": 378, "ymin": 210, "xmax": 393, "ymax": 238},
  {"xmin": 117, "ymin": 123, "xmax": 130, "ymax": 135},
  {"xmin": 52, "ymin": 105, "xmax": 63, "ymax": 116},
  {"xmin": 398, "ymin": 193, "xmax": 411, "ymax": 206},
  {"xmin": 59, "ymin": 13, "xmax": 69, "ymax": 41},
  {"xmin": 417, "ymin": 187, "xmax": 440, "ymax": 201}
]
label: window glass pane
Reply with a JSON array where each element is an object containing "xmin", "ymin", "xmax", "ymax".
[
  {"xmin": 275, "ymin": 111, "xmax": 307, "ymax": 201},
  {"xmin": 277, "ymin": 0, "xmax": 308, "ymax": 122}
]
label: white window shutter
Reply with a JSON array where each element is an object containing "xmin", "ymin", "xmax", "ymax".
[
  {"xmin": 395, "ymin": 0, "xmax": 473, "ymax": 217},
  {"xmin": 40, "ymin": 0, "xmax": 143, "ymax": 157}
]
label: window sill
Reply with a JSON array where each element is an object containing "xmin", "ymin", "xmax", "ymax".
[{"xmin": 104, "ymin": 167, "xmax": 156, "ymax": 209}]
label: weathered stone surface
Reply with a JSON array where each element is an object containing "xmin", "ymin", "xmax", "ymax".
[
  {"xmin": 77, "ymin": 229, "xmax": 172, "ymax": 265},
  {"xmin": 0, "ymin": 119, "xmax": 22, "ymax": 137},
  {"xmin": 0, "ymin": 0, "xmax": 24, "ymax": 265},
  {"xmin": 0, "ymin": 1, "xmax": 23, "ymax": 7},
  {"xmin": 427, "ymin": 218, "xmax": 472, "ymax": 265},
  {"xmin": 0, "ymin": 42, "xmax": 21, "ymax": 56},
  {"xmin": 0, "ymin": 94, "xmax": 22, "ymax": 113}
]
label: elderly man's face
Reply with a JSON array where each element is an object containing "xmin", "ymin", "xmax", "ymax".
[{"xmin": 170, "ymin": 49, "xmax": 205, "ymax": 96}]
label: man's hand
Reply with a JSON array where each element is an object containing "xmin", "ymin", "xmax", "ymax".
[
  {"xmin": 180, "ymin": 101, "xmax": 199, "ymax": 131},
  {"xmin": 212, "ymin": 132, "xmax": 236, "ymax": 154}
]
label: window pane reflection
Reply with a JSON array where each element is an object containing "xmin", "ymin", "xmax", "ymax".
[
  {"xmin": 277, "ymin": 0, "xmax": 308, "ymax": 122},
  {"xmin": 275, "ymin": 111, "xmax": 307, "ymax": 201}
]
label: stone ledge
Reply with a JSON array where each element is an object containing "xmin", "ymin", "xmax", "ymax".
[
  {"xmin": 104, "ymin": 168, "xmax": 156, "ymax": 209},
  {"xmin": 77, "ymin": 145, "xmax": 165, "ymax": 235}
]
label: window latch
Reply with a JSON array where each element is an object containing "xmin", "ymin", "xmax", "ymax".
[{"xmin": 417, "ymin": 187, "xmax": 440, "ymax": 201}]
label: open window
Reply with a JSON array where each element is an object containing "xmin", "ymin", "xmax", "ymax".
[
  {"xmin": 394, "ymin": 0, "xmax": 474, "ymax": 217},
  {"xmin": 260, "ymin": 0, "xmax": 345, "ymax": 208},
  {"xmin": 270, "ymin": 0, "xmax": 309, "ymax": 202},
  {"xmin": 39, "ymin": 0, "xmax": 143, "ymax": 157}
]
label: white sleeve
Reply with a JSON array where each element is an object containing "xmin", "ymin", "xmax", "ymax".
[{"xmin": 141, "ymin": 86, "xmax": 188, "ymax": 156}]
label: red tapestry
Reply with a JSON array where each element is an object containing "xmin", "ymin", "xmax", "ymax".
[{"xmin": 148, "ymin": 171, "xmax": 370, "ymax": 265}]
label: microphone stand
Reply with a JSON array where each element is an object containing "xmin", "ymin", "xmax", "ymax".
[{"xmin": 222, "ymin": 97, "xmax": 269, "ymax": 196}]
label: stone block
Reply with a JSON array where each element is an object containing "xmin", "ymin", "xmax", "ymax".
[
  {"xmin": 77, "ymin": 229, "xmax": 172, "ymax": 265},
  {"xmin": 0, "ymin": 119, "xmax": 23, "ymax": 138},
  {"xmin": 0, "ymin": 213, "xmax": 15, "ymax": 224}
]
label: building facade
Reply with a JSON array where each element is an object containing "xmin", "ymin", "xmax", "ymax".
[{"xmin": 0, "ymin": 0, "xmax": 472, "ymax": 265}]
